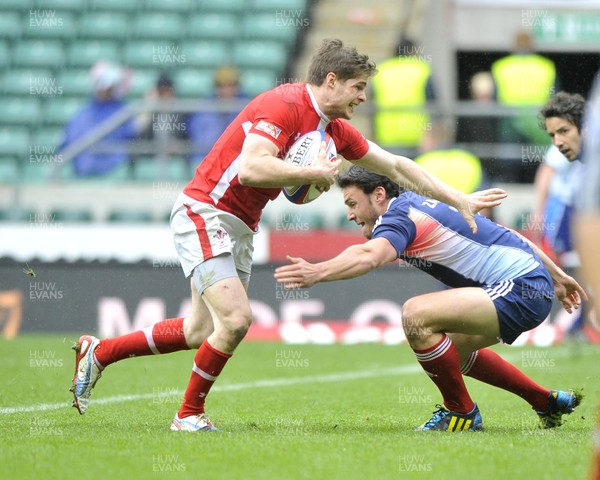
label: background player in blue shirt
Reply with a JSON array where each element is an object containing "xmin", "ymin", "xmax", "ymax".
[{"xmin": 275, "ymin": 165, "xmax": 586, "ymax": 431}]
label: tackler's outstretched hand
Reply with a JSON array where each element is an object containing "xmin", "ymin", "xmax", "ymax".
[
  {"xmin": 274, "ymin": 256, "xmax": 320, "ymax": 289},
  {"xmin": 457, "ymin": 188, "xmax": 508, "ymax": 234},
  {"xmin": 553, "ymin": 273, "xmax": 588, "ymax": 315}
]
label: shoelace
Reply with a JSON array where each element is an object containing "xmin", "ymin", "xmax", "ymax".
[{"xmin": 422, "ymin": 404, "xmax": 447, "ymax": 429}]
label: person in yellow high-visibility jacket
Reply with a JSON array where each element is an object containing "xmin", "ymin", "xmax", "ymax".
[
  {"xmin": 415, "ymin": 123, "xmax": 490, "ymax": 218},
  {"xmin": 491, "ymin": 31, "xmax": 558, "ymax": 144},
  {"xmin": 372, "ymin": 38, "xmax": 436, "ymax": 149}
]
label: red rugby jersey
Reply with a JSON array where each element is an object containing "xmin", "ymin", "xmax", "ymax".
[{"xmin": 183, "ymin": 83, "xmax": 369, "ymax": 230}]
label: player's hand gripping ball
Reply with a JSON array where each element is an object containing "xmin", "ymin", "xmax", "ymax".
[{"xmin": 282, "ymin": 130, "xmax": 337, "ymax": 204}]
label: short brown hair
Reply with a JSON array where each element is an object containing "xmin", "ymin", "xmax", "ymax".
[{"xmin": 306, "ymin": 38, "xmax": 377, "ymax": 86}]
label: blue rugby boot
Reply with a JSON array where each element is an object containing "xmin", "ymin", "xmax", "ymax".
[
  {"xmin": 537, "ymin": 390, "xmax": 583, "ymax": 429},
  {"xmin": 416, "ymin": 403, "xmax": 483, "ymax": 431}
]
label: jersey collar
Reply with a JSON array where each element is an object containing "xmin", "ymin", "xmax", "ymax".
[{"xmin": 305, "ymin": 84, "xmax": 331, "ymax": 125}]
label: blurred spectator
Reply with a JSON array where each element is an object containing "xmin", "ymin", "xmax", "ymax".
[
  {"xmin": 59, "ymin": 61, "xmax": 138, "ymax": 177},
  {"xmin": 491, "ymin": 31, "xmax": 558, "ymax": 145},
  {"xmin": 470, "ymin": 71, "xmax": 495, "ymax": 103},
  {"xmin": 137, "ymin": 72, "xmax": 188, "ymax": 156},
  {"xmin": 371, "ymin": 38, "xmax": 436, "ymax": 149},
  {"xmin": 187, "ymin": 66, "xmax": 248, "ymax": 165},
  {"xmin": 457, "ymin": 71, "xmax": 498, "ymax": 144},
  {"xmin": 414, "ymin": 122, "xmax": 491, "ymax": 218},
  {"xmin": 530, "ymin": 145, "xmax": 583, "ymax": 264}
]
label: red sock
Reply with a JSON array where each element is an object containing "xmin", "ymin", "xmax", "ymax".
[
  {"xmin": 178, "ymin": 340, "xmax": 231, "ymax": 418},
  {"xmin": 461, "ymin": 348, "xmax": 550, "ymax": 412},
  {"xmin": 94, "ymin": 317, "xmax": 190, "ymax": 368},
  {"xmin": 414, "ymin": 334, "xmax": 475, "ymax": 414}
]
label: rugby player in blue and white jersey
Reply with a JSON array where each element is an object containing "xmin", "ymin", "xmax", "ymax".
[{"xmin": 275, "ymin": 165, "xmax": 586, "ymax": 431}]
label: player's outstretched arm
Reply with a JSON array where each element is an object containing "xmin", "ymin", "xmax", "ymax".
[
  {"xmin": 274, "ymin": 238, "xmax": 397, "ymax": 288},
  {"xmin": 509, "ymin": 227, "xmax": 588, "ymax": 313},
  {"xmin": 353, "ymin": 141, "xmax": 507, "ymax": 233}
]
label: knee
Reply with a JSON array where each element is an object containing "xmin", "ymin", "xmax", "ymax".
[
  {"xmin": 401, "ymin": 298, "xmax": 430, "ymax": 340},
  {"xmin": 219, "ymin": 307, "xmax": 253, "ymax": 345},
  {"xmin": 184, "ymin": 316, "xmax": 214, "ymax": 349}
]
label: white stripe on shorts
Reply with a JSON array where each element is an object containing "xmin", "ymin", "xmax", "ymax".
[{"xmin": 484, "ymin": 280, "xmax": 514, "ymax": 300}]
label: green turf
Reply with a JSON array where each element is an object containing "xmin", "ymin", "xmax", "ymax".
[{"xmin": 0, "ymin": 335, "xmax": 597, "ymax": 480}]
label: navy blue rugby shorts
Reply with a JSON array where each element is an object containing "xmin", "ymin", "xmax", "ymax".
[{"xmin": 483, "ymin": 267, "xmax": 553, "ymax": 344}]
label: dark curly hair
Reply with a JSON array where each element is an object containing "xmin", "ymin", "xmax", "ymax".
[
  {"xmin": 538, "ymin": 91, "xmax": 586, "ymax": 131},
  {"xmin": 336, "ymin": 165, "xmax": 401, "ymax": 199},
  {"xmin": 306, "ymin": 38, "xmax": 377, "ymax": 85}
]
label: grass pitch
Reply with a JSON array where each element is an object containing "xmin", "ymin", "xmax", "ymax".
[{"xmin": 0, "ymin": 335, "xmax": 597, "ymax": 480}]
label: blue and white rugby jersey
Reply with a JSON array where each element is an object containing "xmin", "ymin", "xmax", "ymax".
[{"xmin": 372, "ymin": 192, "xmax": 542, "ymax": 288}]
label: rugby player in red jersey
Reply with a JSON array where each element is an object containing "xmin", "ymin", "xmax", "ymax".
[{"xmin": 70, "ymin": 39, "xmax": 506, "ymax": 431}]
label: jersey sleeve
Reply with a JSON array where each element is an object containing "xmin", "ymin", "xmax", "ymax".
[
  {"xmin": 248, "ymin": 90, "xmax": 299, "ymax": 153},
  {"xmin": 328, "ymin": 119, "xmax": 369, "ymax": 160},
  {"xmin": 371, "ymin": 197, "xmax": 416, "ymax": 256},
  {"xmin": 544, "ymin": 145, "xmax": 569, "ymax": 170}
]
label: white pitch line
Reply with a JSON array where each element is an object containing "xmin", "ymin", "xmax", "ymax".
[
  {"xmin": 0, "ymin": 364, "xmax": 422, "ymax": 415},
  {"xmin": 1, "ymin": 347, "xmax": 586, "ymax": 416}
]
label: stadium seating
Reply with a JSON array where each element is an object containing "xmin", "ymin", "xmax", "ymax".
[
  {"xmin": 0, "ymin": 98, "xmax": 42, "ymax": 126},
  {"xmin": 78, "ymin": 12, "xmax": 130, "ymax": 39},
  {"xmin": 1, "ymin": 69, "xmax": 53, "ymax": 96},
  {"xmin": 127, "ymin": 69, "xmax": 157, "ymax": 98},
  {"xmin": 0, "ymin": 41, "xmax": 9, "ymax": 68},
  {"xmin": 181, "ymin": 41, "xmax": 232, "ymax": 69},
  {"xmin": 32, "ymin": 127, "xmax": 63, "ymax": 150},
  {"xmin": 0, "ymin": 0, "xmax": 309, "ymax": 191},
  {"xmin": 21, "ymin": 162, "xmax": 56, "ymax": 183},
  {"xmin": 57, "ymin": 69, "xmax": 94, "ymax": 97},
  {"xmin": 240, "ymin": 69, "xmax": 277, "ymax": 98},
  {"xmin": 144, "ymin": 0, "xmax": 195, "ymax": 13},
  {"xmin": 132, "ymin": 13, "xmax": 183, "ymax": 40},
  {"xmin": 0, "ymin": 159, "xmax": 19, "ymax": 183},
  {"xmin": 0, "ymin": 12, "xmax": 22, "ymax": 40},
  {"xmin": 107, "ymin": 209, "xmax": 154, "ymax": 223},
  {"xmin": 242, "ymin": 13, "xmax": 299, "ymax": 46},
  {"xmin": 252, "ymin": 0, "xmax": 307, "ymax": 10},
  {"xmin": 50, "ymin": 208, "xmax": 93, "ymax": 222},
  {"xmin": 12, "ymin": 40, "xmax": 65, "ymax": 68},
  {"xmin": 43, "ymin": 97, "xmax": 83, "ymax": 127},
  {"xmin": 40, "ymin": 0, "xmax": 87, "ymax": 11},
  {"xmin": 123, "ymin": 41, "xmax": 166, "ymax": 69},
  {"xmin": 132, "ymin": 157, "xmax": 189, "ymax": 182},
  {"xmin": 188, "ymin": 13, "xmax": 239, "ymax": 41},
  {"xmin": 233, "ymin": 41, "xmax": 289, "ymax": 71},
  {"xmin": 174, "ymin": 69, "xmax": 215, "ymax": 98},
  {"xmin": 91, "ymin": 0, "xmax": 138, "ymax": 13},
  {"xmin": 0, "ymin": 207, "xmax": 36, "ymax": 222},
  {"xmin": 0, "ymin": 127, "xmax": 30, "ymax": 157},
  {"xmin": 67, "ymin": 41, "xmax": 122, "ymax": 68},
  {"xmin": 27, "ymin": 12, "xmax": 77, "ymax": 39},
  {"xmin": 200, "ymin": 0, "xmax": 247, "ymax": 14}
]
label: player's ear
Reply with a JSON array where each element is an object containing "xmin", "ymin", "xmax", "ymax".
[
  {"xmin": 325, "ymin": 72, "xmax": 337, "ymax": 88},
  {"xmin": 374, "ymin": 185, "xmax": 387, "ymax": 204}
]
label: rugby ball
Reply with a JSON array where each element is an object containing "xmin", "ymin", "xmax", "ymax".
[{"xmin": 282, "ymin": 130, "xmax": 337, "ymax": 204}]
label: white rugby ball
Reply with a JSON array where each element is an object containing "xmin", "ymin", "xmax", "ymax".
[{"xmin": 282, "ymin": 130, "xmax": 337, "ymax": 204}]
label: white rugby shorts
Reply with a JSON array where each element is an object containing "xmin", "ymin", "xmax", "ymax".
[{"xmin": 170, "ymin": 193, "xmax": 256, "ymax": 278}]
